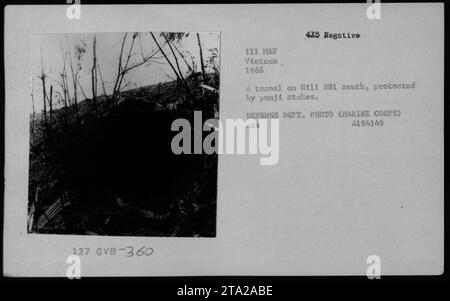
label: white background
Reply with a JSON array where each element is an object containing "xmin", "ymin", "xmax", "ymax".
[{"xmin": 4, "ymin": 3, "xmax": 444, "ymax": 276}]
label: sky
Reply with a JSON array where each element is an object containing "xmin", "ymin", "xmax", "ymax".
[{"xmin": 30, "ymin": 32, "xmax": 220, "ymax": 113}]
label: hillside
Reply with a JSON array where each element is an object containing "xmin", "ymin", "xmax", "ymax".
[{"xmin": 28, "ymin": 76, "xmax": 219, "ymax": 237}]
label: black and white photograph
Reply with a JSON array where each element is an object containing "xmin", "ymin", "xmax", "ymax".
[
  {"xmin": 2, "ymin": 2, "xmax": 446, "ymax": 283},
  {"xmin": 27, "ymin": 32, "xmax": 220, "ymax": 237}
]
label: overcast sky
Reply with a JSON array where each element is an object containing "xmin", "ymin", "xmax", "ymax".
[{"xmin": 30, "ymin": 32, "xmax": 220, "ymax": 113}]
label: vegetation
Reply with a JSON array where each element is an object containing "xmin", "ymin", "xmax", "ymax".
[{"xmin": 28, "ymin": 32, "xmax": 220, "ymax": 237}]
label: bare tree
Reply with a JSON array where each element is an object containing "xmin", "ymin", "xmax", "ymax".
[
  {"xmin": 58, "ymin": 40, "xmax": 71, "ymax": 110},
  {"xmin": 115, "ymin": 32, "xmax": 137, "ymax": 99},
  {"xmin": 59, "ymin": 71, "xmax": 68, "ymax": 108},
  {"xmin": 76, "ymin": 76, "xmax": 88, "ymax": 100},
  {"xmin": 37, "ymin": 48, "xmax": 48, "ymax": 124},
  {"xmin": 59, "ymin": 55, "xmax": 69, "ymax": 109},
  {"xmin": 30, "ymin": 87, "xmax": 36, "ymax": 117},
  {"xmin": 162, "ymin": 33, "xmax": 187, "ymax": 85},
  {"xmin": 48, "ymin": 85, "xmax": 53, "ymax": 121},
  {"xmin": 91, "ymin": 35, "xmax": 98, "ymax": 105},
  {"xmin": 196, "ymin": 33, "xmax": 206, "ymax": 82},
  {"xmin": 111, "ymin": 33, "xmax": 129, "ymax": 101},
  {"xmin": 97, "ymin": 62, "xmax": 107, "ymax": 96},
  {"xmin": 111, "ymin": 33, "xmax": 166, "ymax": 102},
  {"xmin": 170, "ymin": 40, "xmax": 194, "ymax": 73},
  {"xmin": 30, "ymin": 88, "xmax": 36, "ymax": 143},
  {"xmin": 66, "ymin": 35, "xmax": 78, "ymax": 110},
  {"xmin": 151, "ymin": 33, "xmax": 185, "ymax": 87}
]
